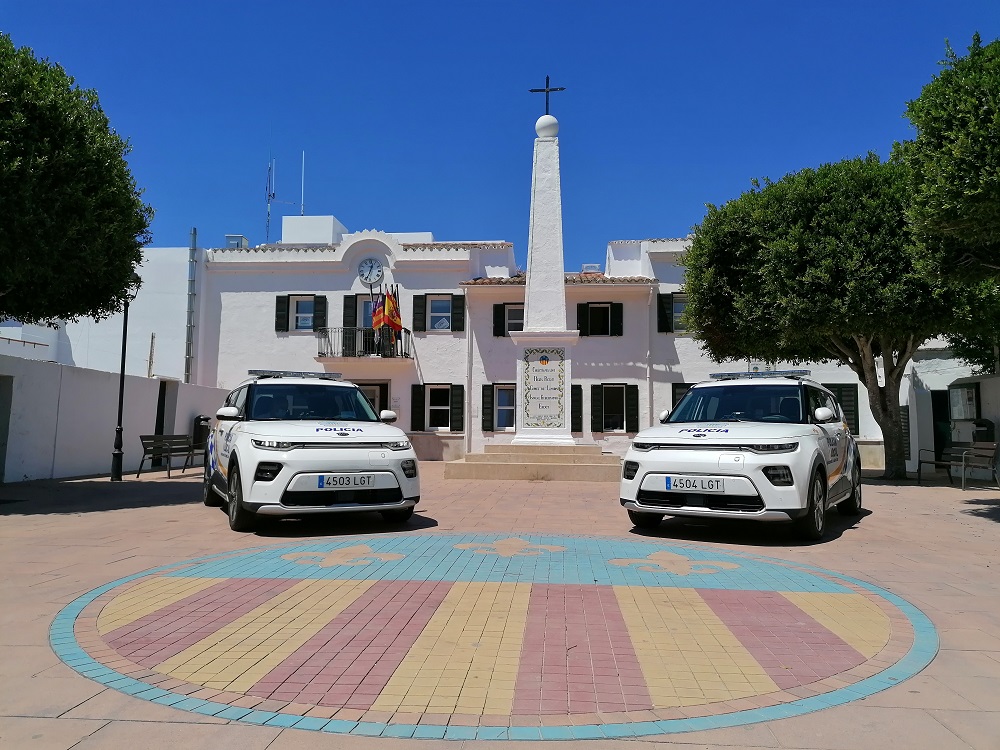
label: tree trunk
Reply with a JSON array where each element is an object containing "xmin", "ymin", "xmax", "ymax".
[
  {"xmin": 828, "ymin": 334, "xmax": 919, "ymax": 481},
  {"xmin": 863, "ymin": 372, "xmax": 907, "ymax": 480}
]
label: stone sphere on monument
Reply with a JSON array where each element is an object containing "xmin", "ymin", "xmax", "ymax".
[{"xmin": 535, "ymin": 114, "xmax": 559, "ymax": 138}]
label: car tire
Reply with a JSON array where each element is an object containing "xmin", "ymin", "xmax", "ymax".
[
  {"xmin": 227, "ymin": 465, "xmax": 256, "ymax": 532},
  {"xmin": 838, "ymin": 454, "xmax": 863, "ymax": 516},
  {"xmin": 203, "ymin": 454, "xmax": 223, "ymax": 507},
  {"xmin": 628, "ymin": 509, "xmax": 663, "ymax": 529},
  {"xmin": 381, "ymin": 507, "xmax": 414, "ymax": 524},
  {"xmin": 797, "ymin": 470, "xmax": 827, "ymax": 541}
]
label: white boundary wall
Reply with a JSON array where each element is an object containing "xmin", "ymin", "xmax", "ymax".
[{"xmin": 0, "ymin": 354, "xmax": 227, "ymax": 483}]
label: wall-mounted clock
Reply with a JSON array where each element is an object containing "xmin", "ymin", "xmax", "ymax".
[{"xmin": 358, "ymin": 257, "xmax": 384, "ymax": 285}]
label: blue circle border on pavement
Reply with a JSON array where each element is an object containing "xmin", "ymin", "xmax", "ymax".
[{"xmin": 50, "ymin": 534, "xmax": 939, "ymax": 741}]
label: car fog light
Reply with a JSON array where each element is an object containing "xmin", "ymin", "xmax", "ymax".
[
  {"xmin": 401, "ymin": 459, "xmax": 418, "ymax": 478},
  {"xmin": 255, "ymin": 462, "xmax": 283, "ymax": 482},
  {"xmin": 623, "ymin": 461, "xmax": 639, "ymax": 480},
  {"xmin": 763, "ymin": 466, "xmax": 794, "ymax": 486}
]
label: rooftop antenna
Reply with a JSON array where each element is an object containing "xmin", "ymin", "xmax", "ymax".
[
  {"xmin": 265, "ymin": 155, "xmax": 276, "ymax": 243},
  {"xmin": 300, "ymin": 150, "xmax": 305, "ymax": 216}
]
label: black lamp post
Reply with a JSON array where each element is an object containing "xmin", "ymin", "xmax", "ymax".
[{"xmin": 111, "ymin": 274, "xmax": 141, "ymax": 482}]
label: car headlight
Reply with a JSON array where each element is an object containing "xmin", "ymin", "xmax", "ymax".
[
  {"xmin": 251, "ymin": 439, "xmax": 295, "ymax": 450},
  {"xmin": 747, "ymin": 442, "xmax": 798, "ymax": 454},
  {"xmin": 631, "ymin": 442, "xmax": 655, "ymax": 452},
  {"xmin": 383, "ymin": 440, "xmax": 411, "ymax": 451}
]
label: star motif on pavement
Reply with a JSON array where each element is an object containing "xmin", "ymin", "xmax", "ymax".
[
  {"xmin": 609, "ymin": 550, "xmax": 739, "ymax": 575},
  {"xmin": 281, "ymin": 544, "xmax": 404, "ymax": 567},
  {"xmin": 454, "ymin": 537, "xmax": 565, "ymax": 557}
]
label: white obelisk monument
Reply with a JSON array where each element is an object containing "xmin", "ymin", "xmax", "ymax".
[{"xmin": 510, "ymin": 108, "xmax": 579, "ymax": 445}]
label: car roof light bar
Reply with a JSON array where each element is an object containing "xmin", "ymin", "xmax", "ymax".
[
  {"xmin": 708, "ymin": 369, "xmax": 812, "ymax": 380},
  {"xmin": 248, "ymin": 370, "xmax": 343, "ymax": 380}
]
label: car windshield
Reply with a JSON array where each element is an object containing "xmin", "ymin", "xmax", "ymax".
[
  {"xmin": 668, "ymin": 384, "xmax": 805, "ymax": 423},
  {"xmin": 248, "ymin": 383, "xmax": 379, "ymax": 422}
]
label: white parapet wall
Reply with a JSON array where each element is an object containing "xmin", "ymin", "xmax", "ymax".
[{"xmin": 0, "ymin": 354, "xmax": 228, "ymax": 483}]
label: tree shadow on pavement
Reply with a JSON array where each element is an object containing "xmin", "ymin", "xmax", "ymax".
[
  {"xmin": 962, "ymin": 497, "xmax": 1000, "ymax": 523},
  {"xmin": 0, "ymin": 477, "xmax": 201, "ymax": 515},
  {"xmin": 628, "ymin": 507, "xmax": 872, "ymax": 547}
]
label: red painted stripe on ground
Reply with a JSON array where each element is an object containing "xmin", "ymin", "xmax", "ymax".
[
  {"xmin": 103, "ymin": 578, "xmax": 299, "ymax": 667},
  {"xmin": 247, "ymin": 579, "xmax": 453, "ymax": 708},
  {"xmin": 699, "ymin": 589, "xmax": 867, "ymax": 689},
  {"xmin": 513, "ymin": 584, "xmax": 653, "ymax": 715}
]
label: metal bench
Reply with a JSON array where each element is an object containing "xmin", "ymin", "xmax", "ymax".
[
  {"xmin": 137, "ymin": 434, "xmax": 195, "ymax": 478},
  {"xmin": 917, "ymin": 441, "xmax": 999, "ymax": 490}
]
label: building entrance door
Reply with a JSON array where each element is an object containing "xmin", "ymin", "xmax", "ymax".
[{"xmin": 359, "ymin": 383, "xmax": 389, "ymax": 414}]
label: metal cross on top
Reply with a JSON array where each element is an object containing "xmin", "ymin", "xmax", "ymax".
[{"xmin": 529, "ymin": 75, "xmax": 566, "ymax": 115}]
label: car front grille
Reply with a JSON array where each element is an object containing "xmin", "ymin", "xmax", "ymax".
[
  {"xmin": 636, "ymin": 489, "xmax": 765, "ymax": 512},
  {"xmin": 280, "ymin": 488, "xmax": 403, "ymax": 507}
]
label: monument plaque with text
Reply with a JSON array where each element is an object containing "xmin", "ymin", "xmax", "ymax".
[{"xmin": 522, "ymin": 347, "xmax": 566, "ymax": 428}]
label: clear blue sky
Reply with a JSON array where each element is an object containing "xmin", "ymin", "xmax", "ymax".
[{"xmin": 6, "ymin": 1, "xmax": 999, "ymax": 272}]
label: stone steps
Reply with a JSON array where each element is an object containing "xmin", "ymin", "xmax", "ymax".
[{"xmin": 443, "ymin": 444, "xmax": 622, "ymax": 482}]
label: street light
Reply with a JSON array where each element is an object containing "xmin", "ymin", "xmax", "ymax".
[{"xmin": 110, "ymin": 273, "xmax": 142, "ymax": 482}]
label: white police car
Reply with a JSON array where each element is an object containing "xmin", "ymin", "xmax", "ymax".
[
  {"xmin": 204, "ymin": 371, "xmax": 420, "ymax": 532},
  {"xmin": 619, "ymin": 371, "xmax": 862, "ymax": 540}
]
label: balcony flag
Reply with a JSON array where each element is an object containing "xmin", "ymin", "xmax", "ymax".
[
  {"xmin": 385, "ymin": 289, "xmax": 403, "ymax": 332},
  {"xmin": 371, "ymin": 292, "xmax": 386, "ymax": 329}
]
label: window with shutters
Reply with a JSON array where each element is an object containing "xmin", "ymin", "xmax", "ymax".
[
  {"xmin": 426, "ymin": 385, "xmax": 451, "ymax": 430},
  {"xmin": 275, "ymin": 295, "xmax": 327, "ymax": 332},
  {"xmin": 603, "ymin": 384, "xmax": 626, "ymax": 431},
  {"xmin": 578, "ymin": 302, "xmax": 623, "ymax": 336},
  {"xmin": 290, "ymin": 296, "xmax": 314, "ymax": 330},
  {"xmin": 671, "ymin": 383, "xmax": 692, "ymax": 408},
  {"xmin": 506, "ymin": 305, "xmax": 524, "ymax": 334},
  {"xmin": 672, "ymin": 293, "xmax": 688, "ymax": 333},
  {"xmin": 427, "ymin": 296, "xmax": 452, "ymax": 331},
  {"xmin": 495, "ymin": 385, "xmax": 516, "ymax": 430},
  {"xmin": 822, "ymin": 383, "xmax": 860, "ymax": 435}
]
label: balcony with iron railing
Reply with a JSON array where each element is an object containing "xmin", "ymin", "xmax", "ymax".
[{"xmin": 317, "ymin": 327, "xmax": 413, "ymax": 359}]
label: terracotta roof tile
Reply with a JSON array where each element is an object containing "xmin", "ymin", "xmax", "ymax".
[{"xmin": 461, "ymin": 274, "xmax": 657, "ymax": 286}]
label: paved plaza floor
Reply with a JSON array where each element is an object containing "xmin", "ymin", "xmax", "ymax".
[{"xmin": 1, "ymin": 463, "xmax": 998, "ymax": 749}]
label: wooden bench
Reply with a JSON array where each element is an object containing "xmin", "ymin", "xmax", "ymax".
[
  {"xmin": 917, "ymin": 442, "xmax": 999, "ymax": 490},
  {"xmin": 137, "ymin": 434, "xmax": 195, "ymax": 478}
]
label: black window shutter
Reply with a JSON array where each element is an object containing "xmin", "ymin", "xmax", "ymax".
[
  {"xmin": 451, "ymin": 295, "xmax": 465, "ymax": 332},
  {"xmin": 312, "ymin": 295, "xmax": 327, "ymax": 330},
  {"xmin": 342, "ymin": 295, "xmax": 357, "ymax": 327},
  {"xmin": 591, "ymin": 384, "xmax": 603, "ymax": 432},
  {"xmin": 450, "ymin": 384, "xmax": 465, "ymax": 432},
  {"xmin": 823, "ymin": 383, "xmax": 859, "ymax": 435},
  {"xmin": 275, "ymin": 296, "xmax": 290, "ymax": 332},
  {"xmin": 482, "ymin": 384, "xmax": 494, "ymax": 432},
  {"xmin": 571, "ymin": 385, "xmax": 582, "ymax": 433},
  {"xmin": 410, "ymin": 384, "xmax": 425, "ymax": 432},
  {"xmin": 657, "ymin": 293, "xmax": 673, "ymax": 333},
  {"xmin": 413, "ymin": 295, "xmax": 426, "ymax": 332},
  {"xmin": 625, "ymin": 384, "xmax": 639, "ymax": 433},
  {"xmin": 493, "ymin": 304, "xmax": 505, "ymax": 337},
  {"xmin": 610, "ymin": 303, "xmax": 624, "ymax": 337},
  {"xmin": 577, "ymin": 303, "xmax": 590, "ymax": 336},
  {"xmin": 342, "ymin": 294, "xmax": 357, "ymax": 356}
]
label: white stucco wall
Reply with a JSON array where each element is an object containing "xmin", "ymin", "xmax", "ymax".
[{"xmin": 0, "ymin": 354, "xmax": 226, "ymax": 482}]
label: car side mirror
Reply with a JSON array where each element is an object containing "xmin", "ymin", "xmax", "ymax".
[
  {"xmin": 813, "ymin": 406, "xmax": 834, "ymax": 423},
  {"xmin": 380, "ymin": 410, "xmax": 398, "ymax": 424},
  {"xmin": 216, "ymin": 406, "xmax": 240, "ymax": 421},
  {"xmin": 658, "ymin": 409, "xmax": 671, "ymax": 424}
]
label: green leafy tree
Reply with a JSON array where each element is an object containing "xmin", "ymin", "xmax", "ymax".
[
  {"xmin": 684, "ymin": 154, "xmax": 980, "ymax": 479},
  {"xmin": 945, "ymin": 280, "xmax": 1000, "ymax": 374},
  {"xmin": 904, "ymin": 33, "xmax": 1000, "ymax": 277},
  {"xmin": 0, "ymin": 33, "xmax": 152, "ymax": 325}
]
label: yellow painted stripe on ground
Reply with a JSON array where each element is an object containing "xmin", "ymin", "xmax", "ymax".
[
  {"xmin": 370, "ymin": 581, "xmax": 530, "ymax": 716},
  {"xmin": 781, "ymin": 592, "xmax": 891, "ymax": 658},
  {"xmin": 155, "ymin": 579, "xmax": 377, "ymax": 691},
  {"xmin": 614, "ymin": 586, "xmax": 778, "ymax": 706},
  {"xmin": 98, "ymin": 577, "xmax": 226, "ymax": 635}
]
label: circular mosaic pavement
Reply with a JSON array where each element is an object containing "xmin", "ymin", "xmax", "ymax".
[{"xmin": 52, "ymin": 534, "xmax": 937, "ymax": 740}]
